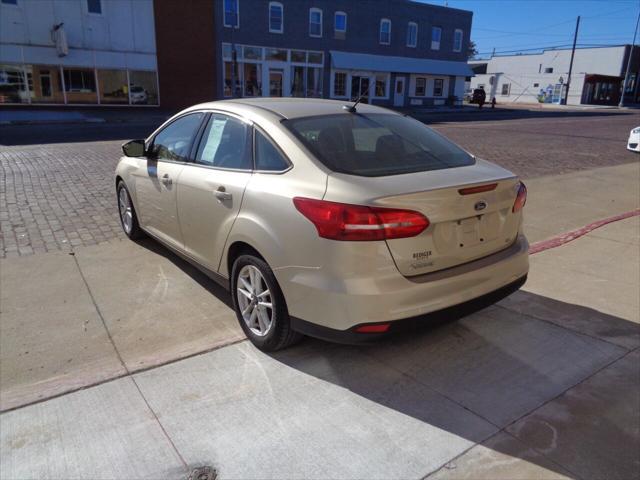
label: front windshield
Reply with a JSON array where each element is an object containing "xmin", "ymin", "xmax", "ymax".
[{"xmin": 283, "ymin": 113, "xmax": 474, "ymax": 177}]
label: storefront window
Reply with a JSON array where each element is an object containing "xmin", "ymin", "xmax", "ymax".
[
  {"xmin": 291, "ymin": 50, "xmax": 306, "ymax": 63},
  {"xmin": 224, "ymin": 62, "xmax": 233, "ymax": 97},
  {"xmin": 63, "ymin": 68, "xmax": 98, "ymax": 104},
  {"xmin": 222, "ymin": 43, "xmax": 232, "ymax": 60},
  {"xmin": 27, "ymin": 65, "xmax": 65, "ymax": 104},
  {"xmin": 265, "ymin": 48, "xmax": 287, "ymax": 62},
  {"xmin": 625, "ymin": 73, "xmax": 636, "ymax": 93},
  {"xmin": 222, "ymin": 45, "xmax": 323, "ymax": 100},
  {"xmin": 98, "ymin": 69, "xmax": 128, "ymax": 104},
  {"xmin": 128, "ymin": 70, "xmax": 158, "ymax": 105},
  {"xmin": 334, "ymin": 72, "xmax": 347, "ymax": 97},
  {"xmin": 375, "ymin": 74, "xmax": 387, "ymax": 97},
  {"xmin": 291, "ymin": 66, "xmax": 305, "ymax": 97},
  {"xmin": 308, "ymin": 52, "xmax": 323, "ymax": 65},
  {"xmin": 243, "ymin": 46, "xmax": 262, "ymax": 60},
  {"xmin": 244, "ymin": 63, "xmax": 262, "ymax": 96},
  {"xmin": 0, "ymin": 64, "xmax": 28, "ymax": 104},
  {"xmin": 307, "ymin": 67, "xmax": 322, "ymax": 97}
]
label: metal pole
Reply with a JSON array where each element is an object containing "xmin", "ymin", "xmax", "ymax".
[
  {"xmin": 563, "ymin": 16, "xmax": 580, "ymax": 105},
  {"xmin": 619, "ymin": 8, "xmax": 640, "ymax": 108}
]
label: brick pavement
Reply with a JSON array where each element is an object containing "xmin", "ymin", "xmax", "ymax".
[
  {"xmin": 0, "ymin": 142, "xmax": 125, "ymax": 258},
  {"xmin": 1, "ymin": 110, "xmax": 638, "ymax": 258}
]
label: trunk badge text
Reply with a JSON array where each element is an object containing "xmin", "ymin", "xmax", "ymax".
[{"xmin": 474, "ymin": 200, "xmax": 488, "ymax": 211}]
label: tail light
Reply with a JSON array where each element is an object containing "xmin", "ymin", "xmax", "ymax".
[
  {"xmin": 458, "ymin": 183, "xmax": 497, "ymax": 195},
  {"xmin": 512, "ymin": 182, "xmax": 527, "ymax": 213},
  {"xmin": 354, "ymin": 323, "xmax": 391, "ymax": 333},
  {"xmin": 293, "ymin": 197, "xmax": 429, "ymax": 241}
]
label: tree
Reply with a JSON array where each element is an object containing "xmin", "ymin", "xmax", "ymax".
[{"xmin": 467, "ymin": 40, "xmax": 478, "ymax": 60}]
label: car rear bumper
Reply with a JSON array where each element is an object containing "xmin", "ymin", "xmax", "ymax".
[
  {"xmin": 291, "ymin": 274, "xmax": 527, "ymax": 344},
  {"xmin": 283, "ymin": 234, "xmax": 529, "ymax": 333}
]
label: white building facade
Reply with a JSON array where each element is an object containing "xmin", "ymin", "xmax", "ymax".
[
  {"xmin": 0, "ymin": 0, "xmax": 158, "ymax": 106},
  {"xmin": 469, "ymin": 45, "xmax": 640, "ymax": 106}
]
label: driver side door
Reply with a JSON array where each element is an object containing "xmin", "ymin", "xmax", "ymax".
[{"xmin": 133, "ymin": 112, "xmax": 205, "ymax": 250}]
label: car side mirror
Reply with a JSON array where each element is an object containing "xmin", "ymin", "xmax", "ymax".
[{"xmin": 122, "ymin": 139, "xmax": 146, "ymax": 158}]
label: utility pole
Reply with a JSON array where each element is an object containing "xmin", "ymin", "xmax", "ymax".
[
  {"xmin": 491, "ymin": 47, "xmax": 495, "ymax": 57},
  {"xmin": 563, "ymin": 16, "xmax": 580, "ymax": 105},
  {"xmin": 619, "ymin": 8, "xmax": 640, "ymax": 108}
]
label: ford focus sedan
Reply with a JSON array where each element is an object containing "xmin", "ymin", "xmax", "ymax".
[{"xmin": 116, "ymin": 99, "xmax": 529, "ymax": 351}]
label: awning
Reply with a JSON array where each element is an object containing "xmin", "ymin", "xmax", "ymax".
[{"xmin": 330, "ymin": 50, "xmax": 474, "ymax": 77}]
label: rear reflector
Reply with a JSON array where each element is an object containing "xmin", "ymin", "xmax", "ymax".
[
  {"xmin": 512, "ymin": 182, "xmax": 527, "ymax": 213},
  {"xmin": 354, "ymin": 323, "xmax": 391, "ymax": 333},
  {"xmin": 293, "ymin": 197, "xmax": 429, "ymax": 241},
  {"xmin": 458, "ymin": 183, "xmax": 498, "ymax": 195}
]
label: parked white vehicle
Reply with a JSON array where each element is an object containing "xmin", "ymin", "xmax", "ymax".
[
  {"xmin": 129, "ymin": 86, "xmax": 148, "ymax": 104},
  {"xmin": 115, "ymin": 99, "xmax": 529, "ymax": 351},
  {"xmin": 628, "ymin": 127, "xmax": 640, "ymax": 153}
]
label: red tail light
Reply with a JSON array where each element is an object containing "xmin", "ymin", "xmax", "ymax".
[
  {"xmin": 355, "ymin": 323, "xmax": 391, "ymax": 333},
  {"xmin": 512, "ymin": 182, "xmax": 527, "ymax": 213},
  {"xmin": 293, "ymin": 197, "xmax": 429, "ymax": 241}
]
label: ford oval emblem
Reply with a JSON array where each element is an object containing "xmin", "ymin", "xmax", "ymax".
[{"xmin": 474, "ymin": 200, "xmax": 487, "ymax": 211}]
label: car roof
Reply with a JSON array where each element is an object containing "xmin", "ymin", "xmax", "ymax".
[{"xmin": 187, "ymin": 98, "xmax": 401, "ymax": 120}]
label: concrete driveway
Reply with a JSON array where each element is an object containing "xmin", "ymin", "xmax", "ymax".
[{"xmin": 1, "ymin": 163, "xmax": 638, "ymax": 479}]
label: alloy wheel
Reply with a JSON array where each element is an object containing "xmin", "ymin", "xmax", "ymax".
[
  {"xmin": 236, "ymin": 264, "xmax": 274, "ymax": 336},
  {"xmin": 118, "ymin": 187, "xmax": 133, "ymax": 235}
]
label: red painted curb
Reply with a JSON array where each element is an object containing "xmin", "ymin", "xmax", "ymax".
[{"xmin": 529, "ymin": 209, "xmax": 640, "ymax": 255}]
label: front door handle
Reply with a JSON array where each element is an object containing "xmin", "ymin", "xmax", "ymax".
[
  {"xmin": 161, "ymin": 173, "xmax": 172, "ymax": 186},
  {"xmin": 215, "ymin": 187, "xmax": 232, "ymax": 202}
]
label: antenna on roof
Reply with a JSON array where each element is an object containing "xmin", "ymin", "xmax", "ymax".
[{"xmin": 343, "ymin": 81, "xmax": 373, "ymax": 113}]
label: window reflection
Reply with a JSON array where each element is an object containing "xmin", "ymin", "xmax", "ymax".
[
  {"xmin": 128, "ymin": 70, "xmax": 159, "ymax": 105},
  {"xmin": 98, "ymin": 69, "xmax": 128, "ymax": 104}
]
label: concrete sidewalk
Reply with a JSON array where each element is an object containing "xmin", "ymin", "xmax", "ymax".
[{"xmin": 1, "ymin": 163, "xmax": 638, "ymax": 479}]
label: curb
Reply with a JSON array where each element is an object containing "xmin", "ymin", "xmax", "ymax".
[{"xmin": 529, "ymin": 209, "xmax": 640, "ymax": 255}]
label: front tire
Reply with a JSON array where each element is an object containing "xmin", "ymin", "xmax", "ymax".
[
  {"xmin": 117, "ymin": 181, "xmax": 144, "ymax": 240},
  {"xmin": 231, "ymin": 254, "xmax": 301, "ymax": 351}
]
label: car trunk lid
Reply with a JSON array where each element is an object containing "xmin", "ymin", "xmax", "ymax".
[{"xmin": 324, "ymin": 159, "xmax": 523, "ymax": 276}]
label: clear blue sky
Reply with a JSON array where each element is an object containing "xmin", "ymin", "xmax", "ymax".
[{"xmin": 421, "ymin": 0, "xmax": 640, "ymax": 58}]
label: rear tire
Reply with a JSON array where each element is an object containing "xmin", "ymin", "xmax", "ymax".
[
  {"xmin": 231, "ymin": 254, "xmax": 301, "ymax": 351},
  {"xmin": 117, "ymin": 181, "xmax": 144, "ymax": 240}
]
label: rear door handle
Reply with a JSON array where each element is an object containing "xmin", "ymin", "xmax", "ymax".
[
  {"xmin": 215, "ymin": 187, "xmax": 232, "ymax": 201},
  {"xmin": 161, "ymin": 173, "xmax": 172, "ymax": 186}
]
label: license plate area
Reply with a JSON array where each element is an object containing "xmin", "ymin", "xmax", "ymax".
[{"xmin": 457, "ymin": 216, "xmax": 482, "ymax": 248}]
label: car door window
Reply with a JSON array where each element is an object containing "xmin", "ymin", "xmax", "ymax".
[
  {"xmin": 195, "ymin": 114, "xmax": 252, "ymax": 170},
  {"xmin": 255, "ymin": 130, "xmax": 290, "ymax": 171},
  {"xmin": 150, "ymin": 113, "xmax": 204, "ymax": 162}
]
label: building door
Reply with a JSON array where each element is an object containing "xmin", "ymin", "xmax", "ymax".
[
  {"xmin": 40, "ymin": 72, "xmax": 52, "ymax": 98},
  {"xmin": 394, "ymin": 77, "xmax": 405, "ymax": 106},
  {"xmin": 351, "ymin": 76, "xmax": 370, "ymax": 102},
  {"xmin": 268, "ymin": 68, "xmax": 284, "ymax": 97}
]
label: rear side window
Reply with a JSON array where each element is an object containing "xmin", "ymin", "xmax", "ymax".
[
  {"xmin": 283, "ymin": 113, "xmax": 474, "ymax": 177},
  {"xmin": 151, "ymin": 113, "xmax": 204, "ymax": 162},
  {"xmin": 195, "ymin": 114, "xmax": 252, "ymax": 170},
  {"xmin": 255, "ymin": 130, "xmax": 289, "ymax": 171}
]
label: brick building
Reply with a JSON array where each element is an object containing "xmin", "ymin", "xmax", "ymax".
[{"xmin": 155, "ymin": 0, "xmax": 474, "ymax": 109}]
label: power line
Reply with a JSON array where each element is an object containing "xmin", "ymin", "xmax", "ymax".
[{"xmin": 475, "ymin": 42, "xmax": 630, "ymax": 57}]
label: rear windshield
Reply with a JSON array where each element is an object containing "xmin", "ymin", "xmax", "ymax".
[{"xmin": 283, "ymin": 113, "xmax": 474, "ymax": 177}]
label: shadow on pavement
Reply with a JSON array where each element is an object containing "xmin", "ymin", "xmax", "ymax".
[
  {"xmin": 0, "ymin": 122, "xmax": 161, "ymax": 146},
  {"xmin": 139, "ymin": 236, "xmax": 639, "ymax": 478},
  {"xmin": 270, "ymin": 292, "xmax": 639, "ymax": 479},
  {"xmin": 409, "ymin": 107, "xmax": 637, "ymax": 125}
]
